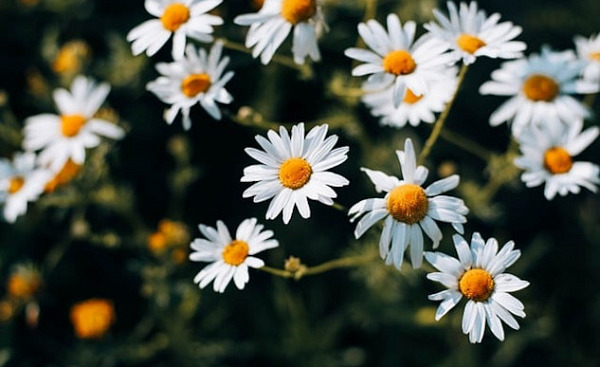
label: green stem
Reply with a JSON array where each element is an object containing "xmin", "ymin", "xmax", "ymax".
[
  {"xmin": 259, "ymin": 253, "xmax": 378, "ymax": 280},
  {"xmin": 438, "ymin": 128, "xmax": 495, "ymax": 161},
  {"xmin": 418, "ymin": 63, "xmax": 469, "ymax": 165}
]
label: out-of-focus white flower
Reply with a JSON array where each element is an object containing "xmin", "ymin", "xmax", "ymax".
[
  {"xmin": 146, "ymin": 42, "xmax": 234, "ymax": 129},
  {"xmin": 127, "ymin": 0, "xmax": 223, "ymax": 59},
  {"xmin": 573, "ymin": 33, "xmax": 600, "ymax": 84}
]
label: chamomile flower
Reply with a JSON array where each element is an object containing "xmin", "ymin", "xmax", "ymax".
[
  {"xmin": 241, "ymin": 123, "xmax": 349, "ymax": 224},
  {"xmin": 348, "ymin": 139, "xmax": 468, "ymax": 269},
  {"xmin": 0, "ymin": 152, "xmax": 51, "ymax": 223},
  {"xmin": 425, "ymin": 233, "xmax": 529, "ymax": 343},
  {"xmin": 189, "ymin": 218, "xmax": 279, "ymax": 293},
  {"xmin": 344, "ymin": 14, "xmax": 455, "ymax": 108},
  {"xmin": 234, "ymin": 0, "xmax": 325, "ymax": 65},
  {"xmin": 479, "ymin": 47, "xmax": 599, "ymax": 136},
  {"xmin": 573, "ymin": 33, "xmax": 600, "ymax": 84},
  {"xmin": 127, "ymin": 0, "xmax": 223, "ymax": 59},
  {"xmin": 361, "ymin": 73, "xmax": 457, "ymax": 128},
  {"xmin": 514, "ymin": 118, "xmax": 599, "ymax": 200},
  {"xmin": 23, "ymin": 76, "xmax": 125, "ymax": 171},
  {"xmin": 424, "ymin": 1, "xmax": 526, "ymax": 65},
  {"xmin": 146, "ymin": 42, "xmax": 234, "ymax": 129}
]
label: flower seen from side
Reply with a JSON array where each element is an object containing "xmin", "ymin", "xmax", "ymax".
[
  {"xmin": 573, "ymin": 33, "xmax": 600, "ymax": 84},
  {"xmin": 424, "ymin": 1, "xmax": 526, "ymax": 65},
  {"xmin": 189, "ymin": 218, "xmax": 279, "ymax": 293},
  {"xmin": 44, "ymin": 159, "xmax": 82, "ymax": 193},
  {"xmin": 0, "ymin": 152, "xmax": 51, "ymax": 223},
  {"xmin": 514, "ymin": 118, "xmax": 599, "ymax": 200},
  {"xmin": 70, "ymin": 298, "xmax": 116, "ymax": 339},
  {"xmin": 344, "ymin": 14, "xmax": 455, "ymax": 108},
  {"xmin": 425, "ymin": 233, "xmax": 529, "ymax": 343},
  {"xmin": 361, "ymin": 70, "xmax": 457, "ymax": 128},
  {"xmin": 479, "ymin": 46, "xmax": 599, "ymax": 136},
  {"xmin": 23, "ymin": 76, "xmax": 125, "ymax": 171},
  {"xmin": 234, "ymin": 0, "xmax": 326, "ymax": 65},
  {"xmin": 146, "ymin": 42, "xmax": 234, "ymax": 129},
  {"xmin": 241, "ymin": 123, "xmax": 349, "ymax": 224},
  {"xmin": 6, "ymin": 263, "xmax": 42, "ymax": 300},
  {"xmin": 348, "ymin": 139, "xmax": 468, "ymax": 269},
  {"xmin": 127, "ymin": 0, "xmax": 223, "ymax": 59}
]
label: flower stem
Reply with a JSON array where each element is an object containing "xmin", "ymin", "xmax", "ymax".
[
  {"xmin": 260, "ymin": 253, "xmax": 378, "ymax": 280},
  {"xmin": 438, "ymin": 128, "xmax": 495, "ymax": 161},
  {"xmin": 417, "ymin": 63, "xmax": 469, "ymax": 165}
]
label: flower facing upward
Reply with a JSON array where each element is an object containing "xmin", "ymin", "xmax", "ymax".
[
  {"xmin": 234, "ymin": 0, "xmax": 326, "ymax": 65},
  {"xmin": 146, "ymin": 42, "xmax": 234, "ymax": 129},
  {"xmin": 70, "ymin": 299, "xmax": 115, "ymax": 339},
  {"xmin": 348, "ymin": 139, "xmax": 468, "ymax": 269},
  {"xmin": 573, "ymin": 33, "xmax": 600, "ymax": 84},
  {"xmin": 514, "ymin": 118, "xmax": 599, "ymax": 200},
  {"xmin": 344, "ymin": 14, "xmax": 455, "ymax": 108},
  {"xmin": 479, "ymin": 47, "xmax": 599, "ymax": 136},
  {"xmin": 424, "ymin": 1, "xmax": 526, "ymax": 65},
  {"xmin": 0, "ymin": 153, "xmax": 51, "ymax": 223},
  {"xmin": 425, "ymin": 233, "xmax": 529, "ymax": 343},
  {"xmin": 23, "ymin": 76, "xmax": 125, "ymax": 172},
  {"xmin": 127, "ymin": 0, "xmax": 223, "ymax": 59},
  {"xmin": 241, "ymin": 123, "xmax": 349, "ymax": 224},
  {"xmin": 189, "ymin": 219, "xmax": 279, "ymax": 293}
]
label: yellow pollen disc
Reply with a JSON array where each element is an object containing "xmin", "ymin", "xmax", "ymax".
[
  {"xmin": 222, "ymin": 240, "xmax": 250, "ymax": 266},
  {"xmin": 544, "ymin": 146, "xmax": 572, "ymax": 174},
  {"xmin": 382, "ymin": 50, "xmax": 417, "ymax": 76},
  {"xmin": 386, "ymin": 184, "xmax": 428, "ymax": 224},
  {"xmin": 70, "ymin": 299, "xmax": 115, "ymax": 339},
  {"xmin": 459, "ymin": 268, "xmax": 494, "ymax": 302},
  {"xmin": 280, "ymin": 0, "xmax": 316, "ymax": 25},
  {"xmin": 279, "ymin": 157, "xmax": 312, "ymax": 189},
  {"xmin": 403, "ymin": 89, "xmax": 423, "ymax": 104},
  {"xmin": 181, "ymin": 73, "xmax": 212, "ymax": 97},
  {"xmin": 45, "ymin": 159, "xmax": 82, "ymax": 193},
  {"xmin": 456, "ymin": 34, "xmax": 486, "ymax": 54},
  {"xmin": 8, "ymin": 177, "xmax": 25, "ymax": 194},
  {"xmin": 61, "ymin": 114, "xmax": 87, "ymax": 137},
  {"xmin": 161, "ymin": 3, "xmax": 190, "ymax": 32},
  {"xmin": 522, "ymin": 74, "xmax": 560, "ymax": 102},
  {"xmin": 589, "ymin": 52, "xmax": 600, "ymax": 61},
  {"xmin": 7, "ymin": 273, "xmax": 41, "ymax": 299}
]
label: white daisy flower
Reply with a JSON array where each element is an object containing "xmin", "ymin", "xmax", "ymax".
[
  {"xmin": 241, "ymin": 123, "xmax": 349, "ymax": 224},
  {"xmin": 424, "ymin": 1, "xmax": 526, "ymax": 65},
  {"xmin": 344, "ymin": 13, "xmax": 455, "ymax": 108},
  {"xmin": 361, "ymin": 72, "xmax": 457, "ymax": 128},
  {"xmin": 348, "ymin": 139, "xmax": 468, "ymax": 269},
  {"xmin": 127, "ymin": 0, "xmax": 223, "ymax": 59},
  {"xmin": 573, "ymin": 33, "xmax": 600, "ymax": 84},
  {"xmin": 146, "ymin": 41, "xmax": 234, "ymax": 129},
  {"xmin": 189, "ymin": 218, "xmax": 279, "ymax": 293},
  {"xmin": 514, "ymin": 118, "xmax": 599, "ymax": 200},
  {"xmin": 425, "ymin": 233, "xmax": 529, "ymax": 343},
  {"xmin": 0, "ymin": 152, "xmax": 52, "ymax": 223},
  {"xmin": 234, "ymin": 0, "xmax": 326, "ymax": 65},
  {"xmin": 23, "ymin": 76, "xmax": 125, "ymax": 172},
  {"xmin": 479, "ymin": 46, "xmax": 599, "ymax": 136}
]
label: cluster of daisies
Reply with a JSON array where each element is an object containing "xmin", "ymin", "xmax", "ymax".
[
  {"xmin": 122, "ymin": 0, "xmax": 600, "ymax": 343},
  {"xmin": 0, "ymin": 76, "xmax": 124, "ymax": 223}
]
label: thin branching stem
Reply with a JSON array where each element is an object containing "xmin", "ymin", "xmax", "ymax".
[{"xmin": 260, "ymin": 253, "xmax": 378, "ymax": 280}]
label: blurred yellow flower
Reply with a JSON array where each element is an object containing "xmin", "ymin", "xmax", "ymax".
[
  {"xmin": 70, "ymin": 298, "xmax": 115, "ymax": 339},
  {"xmin": 52, "ymin": 40, "xmax": 91, "ymax": 75},
  {"xmin": 7, "ymin": 264, "xmax": 42, "ymax": 300},
  {"xmin": 44, "ymin": 159, "xmax": 82, "ymax": 193},
  {"xmin": 147, "ymin": 219, "xmax": 190, "ymax": 259}
]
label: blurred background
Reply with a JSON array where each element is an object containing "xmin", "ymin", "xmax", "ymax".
[{"xmin": 0, "ymin": 0, "xmax": 599, "ymax": 366}]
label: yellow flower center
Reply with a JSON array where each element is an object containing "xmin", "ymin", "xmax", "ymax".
[
  {"xmin": 459, "ymin": 268, "xmax": 495, "ymax": 302},
  {"xmin": 403, "ymin": 88, "xmax": 423, "ymax": 104},
  {"xmin": 70, "ymin": 299, "xmax": 115, "ymax": 339},
  {"xmin": 8, "ymin": 177, "xmax": 25, "ymax": 194},
  {"xmin": 386, "ymin": 184, "xmax": 428, "ymax": 224},
  {"xmin": 61, "ymin": 114, "xmax": 87, "ymax": 137},
  {"xmin": 181, "ymin": 73, "xmax": 212, "ymax": 97},
  {"xmin": 279, "ymin": 157, "xmax": 312, "ymax": 189},
  {"xmin": 522, "ymin": 74, "xmax": 560, "ymax": 102},
  {"xmin": 280, "ymin": 0, "xmax": 316, "ymax": 25},
  {"xmin": 589, "ymin": 52, "xmax": 600, "ymax": 61},
  {"xmin": 7, "ymin": 273, "xmax": 41, "ymax": 299},
  {"xmin": 161, "ymin": 3, "xmax": 190, "ymax": 32},
  {"xmin": 222, "ymin": 240, "xmax": 250, "ymax": 266},
  {"xmin": 382, "ymin": 50, "xmax": 417, "ymax": 76},
  {"xmin": 456, "ymin": 34, "xmax": 486, "ymax": 54},
  {"xmin": 544, "ymin": 146, "xmax": 572, "ymax": 174},
  {"xmin": 45, "ymin": 159, "xmax": 82, "ymax": 193}
]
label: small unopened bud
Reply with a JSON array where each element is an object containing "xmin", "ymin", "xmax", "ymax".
[{"xmin": 284, "ymin": 256, "xmax": 307, "ymax": 279}]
